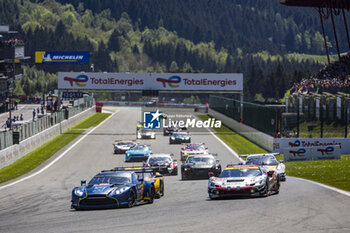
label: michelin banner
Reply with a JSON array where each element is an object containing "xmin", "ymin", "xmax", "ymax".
[
  {"xmin": 35, "ymin": 51, "xmax": 89, "ymax": 63},
  {"xmin": 58, "ymin": 72, "xmax": 243, "ymax": 91}
]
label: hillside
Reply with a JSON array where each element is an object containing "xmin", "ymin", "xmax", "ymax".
[{"xmin": 1, "ymin": 0, "xmax": 343, "ymax": 101}]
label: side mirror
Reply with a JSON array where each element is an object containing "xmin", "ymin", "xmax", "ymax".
[
  {"xmin": 216, "ymin": 160, "xmax": 220, "ymax": 163},
  {"xmin": 208, "ymin": 172, "xmax": 215, "ymax": 177},
  {"xmin": 138, "ymin": 177, "xmax": 144, "ymax": 182},
  {"xmin": 155, "ymin": 175, "xmax": 163, "ymax": 178},
  {"xmin": 81, "ymin": 180, "xmax": 86, "ymax": 186},
  {"xmin": 212, "ymin": 153, "xmax": 218, "ymax": 156},
  {"xmin": 279, "ymin": 160, "xmax": 284, "ymax": 163},
  {"xmin": 181, "ymin": 147, "xmax": 184, "ymax": 150},
  {"xmin": 170, "ymin": 153, "xmax": 174, "ymax": 156}
]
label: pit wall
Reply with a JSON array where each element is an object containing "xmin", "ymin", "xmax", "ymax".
[
  {"xmin": 208, "ymin": 108, "xmax": 274, "ymax": 152},
  {"xmin": 0, "ymin": 107, "xmax": 96, "ymax": 169}
]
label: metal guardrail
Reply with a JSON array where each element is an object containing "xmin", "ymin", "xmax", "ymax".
[{"xmin": 0, "ymin": 96, "xmax": 94, "ymax": 150}]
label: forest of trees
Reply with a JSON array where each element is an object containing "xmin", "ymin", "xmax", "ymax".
[{"xmin": 1, "ymin": 0, "xmax": 345, "ymax": 102}]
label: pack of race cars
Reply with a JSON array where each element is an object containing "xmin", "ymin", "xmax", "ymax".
[{"xmin": 71, "ymin": 120, "xmax": 286, "ymax": 210}]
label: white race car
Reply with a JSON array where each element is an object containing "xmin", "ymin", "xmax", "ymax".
[
  {"xmin": 180, "ymin": 143, "xmax": 209, "ymax": 161},
  {"xmin": 208, "ymin": 164, "xmax": 280, "ymax": 199},
  {"xmin": 242, "ymin": 153, "xmax": 286, "ymax": 181}
]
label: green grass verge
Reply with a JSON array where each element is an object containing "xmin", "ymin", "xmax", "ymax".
[
  {"xmin": 0, "ymin": 113, "xmax": 111, "ymax": 184},
  {"xmin": 197, "ymin": 114, "xmax": 350, "ymax": 191},
  {"xmin": 71, "ymin": 113, "xmax": 110, "ymax": 129},
  {"xmin": 0, "ymin": 129, "xmax": 84, "ymax": 183},
  {"xmin": 197, "ymin": 115, "xmax": 266, "ymax": 154},
  {"xmin": 284, "ymin": 155, "xmax": 350, "ymax": 191}
]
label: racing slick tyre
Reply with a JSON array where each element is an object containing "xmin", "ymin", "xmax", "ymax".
[
  {"xmin": 181, "ymin": 172, "xmax": 186, "ymax": 180},
  {"xmin": 146, "ymin": 186, "xmax": 155, "ymax": 204},
  {"xmin": 173, "ymin": 167, "xmax": 178, "ymax": 176},
  {"xmin": 127, "ymin": 191, "xmax": 136, "ymax": 208},
  {"xmin": 160, "ymin": 181, "xmax": 165, "ymax": 197},
  {"xmin": 261, "ymin": 180, "xmax": 269, "ymax": 197}
]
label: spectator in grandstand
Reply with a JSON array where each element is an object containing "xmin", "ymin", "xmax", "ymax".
[{"xmin": 290, "ymin": 54, "xmax": 350, "ymax": 95}]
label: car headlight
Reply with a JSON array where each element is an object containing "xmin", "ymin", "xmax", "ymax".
[
  {"xmin": 151, "ymin": 134, "xmax": 155, "ymax": 138},
  {"xmin": 74, "ymin": 188, "xmax": 85, "ymax": 197},
  {"xmin": 171, "ymin": 136, "xmax": 175, "ymax": 140},
  {"xmin": 114, "ymin": 186, "xmax": 130, "ymax": 195},
  {"xmin": 185, "ymin": 136, "xmax": 190, "ymax": 140},
  {"xmin": 209, "ymin": 182, "xmax": 216, "ymax": 187}
]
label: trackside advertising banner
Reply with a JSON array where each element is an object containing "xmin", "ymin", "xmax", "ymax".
[
  {"xmin": 273, "ymin": 138, "xmax": 350, "ymax": 154},
  {"xmin": 35, "ymin": 51, "xmax": 89, "ymax": 63},
  {"xmin": 283, "ymin": 147, "xmax": 312, "ymax": 162},
  {"xmin": 312, "ymin": 146, "xmax": 340, "ymax": 160},
  {"xmin": 58, "ymin": 72, "xmax": 243, "ymax": 91},
  {"xmin": 283, "ymin": 146, "xmax": 340, "ymax": 161}
]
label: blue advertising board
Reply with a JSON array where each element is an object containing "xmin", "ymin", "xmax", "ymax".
[{"xmin": 35, "ymin": 51, "xmax": 89, "ymax": 63}]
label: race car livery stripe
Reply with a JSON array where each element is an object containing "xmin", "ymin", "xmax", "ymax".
[{"xmin": 225, "ymin": 167, "xmax": 259, "ymax": 170}]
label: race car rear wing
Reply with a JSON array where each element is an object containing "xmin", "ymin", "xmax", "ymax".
[
  {"xmin": 239, "ymin": 153, "xmax": 280, "ymax": 158},
  {"xmin": 102, "ymin": 167, "xmax": 156, "ymax": 173}
]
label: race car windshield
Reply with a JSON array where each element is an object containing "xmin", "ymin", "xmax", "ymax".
[
  {"xmin": 149, "ymin": 157, "xmax": 171, "ymax": 163},
  {"xmin": 245, "ymin": 156, "xmax": 278, "ymax": 165},
  {"xmin": 118, "ymin": 142, "xmax": 134, "ymax": 146},
  {"xmin": 89, "ymin": 173, "xmax": 132, "ymax": 185},
  {"xmin": 219, "ymin": 169, "xmax": 262, "ymax": 178},
  {"xmin": 131, "ymin": 145, "xmax": 148, "ymax": 150},
  {"xmin": 185, "ymin": 144, "xmax": 203, "ymax": 149},
  {"xmin": 187, "ymin": 157, "xmax": 214, "ymax": 164},
  {"xmin": 140, "ymin": 129, "xmax": 152, "ymax": 133},
  {"xmin": 173, "ymin": 132, "xmax": 188, "ymax": 136}
]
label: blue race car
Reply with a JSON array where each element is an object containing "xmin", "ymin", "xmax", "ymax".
[
  {"xmin": 125, "ymin": 144, "xmax": 152, "ymax": 162},
  {"xmin": 71, "ymin": 170, "xmax": 156, "ymax": 210}
]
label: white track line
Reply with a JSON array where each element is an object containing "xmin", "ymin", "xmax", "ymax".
[
  {"xmin": 0, "ymin": 111, "xmax": 119, "ymax": 190},
  {"xmin": 193, "ymin": 113, "xmax": 243, "ymax": 162},
  {"xmin": 291, "ymin": 176, "xmax": 350, "ymax": 197}
]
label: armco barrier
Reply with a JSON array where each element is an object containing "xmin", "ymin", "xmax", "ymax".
[
  {"xmin": 207, "ymin": 108, "xmax": 274, "ymax": 152},
  {"xmin": 0, "ymin": 107, "xmax": 96, "ymax": 169}
]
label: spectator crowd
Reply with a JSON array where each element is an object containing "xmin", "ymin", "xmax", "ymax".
[{"xmin": 291, "ymin": 53, "xmax": 350, "ymax": 94}]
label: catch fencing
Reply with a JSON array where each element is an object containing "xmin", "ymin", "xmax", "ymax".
[
  {"xmin": 209, "ymin": 95, "xmax": 281, "ymax": 137},
  {"xmin": 0, "ymin": 96, "xmax": 94, "ymax": 150}
]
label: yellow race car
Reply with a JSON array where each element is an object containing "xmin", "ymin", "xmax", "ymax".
[
  {"xmin": 136, "ymin": 121, "xmax": 144, "ymax": 131},
  {"xmin": 114, "ymin": 167, "xmax": 164, "ymax": 198}
]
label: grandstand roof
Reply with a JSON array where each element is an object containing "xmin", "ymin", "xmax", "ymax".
[{"xmin": 280, "ymin": 0, "xmax": 350, "ymax": 10}]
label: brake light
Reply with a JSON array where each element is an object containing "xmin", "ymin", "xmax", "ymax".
[
  {"xmin": 143, "ymin": 163, "xmax": 150, "ymax": 167},
  {"xmin": 172, "ymin": 161, "xmax": 177, "ymax": 168}
]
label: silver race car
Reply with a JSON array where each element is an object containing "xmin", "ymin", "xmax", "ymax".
[
  {"xmin": 208, "ymin": 164, "xmax": 280, "ymax": 199},
  {"xmin": 137, "ymin": 129, "xmax": 156, "ymax": 139},
  {"xmin": 180, "ymin": 143, "xmax": 209, "ymax": 161},
  {"xmin": 242, "ymin": 153, "xmax": 286, "ymax": 181}
]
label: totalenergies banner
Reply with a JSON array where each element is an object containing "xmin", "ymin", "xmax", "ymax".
[
  {"xmin": 274, "ymin": 138, "xmax": 349, "ymax": 154},
  {"xmin": 58, "ymin": 72, "xmax": 243, "ymax": 91},
  {"xmin": 283, "ymin": 146, "xmax": 340, "ymax": 161},
  {"xmin": 283, "ymin": 147, "xmax": 312, "ymax": 161}
]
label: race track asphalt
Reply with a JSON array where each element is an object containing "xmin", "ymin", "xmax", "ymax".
[{"xmin": 0, "ymin": 107, "xmax": 349, "ymax": 233}]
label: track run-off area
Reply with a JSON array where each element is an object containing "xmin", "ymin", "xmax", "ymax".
[{"xmin": 0, "ymin": 107, "xmax": 349, "ymax": 233}]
